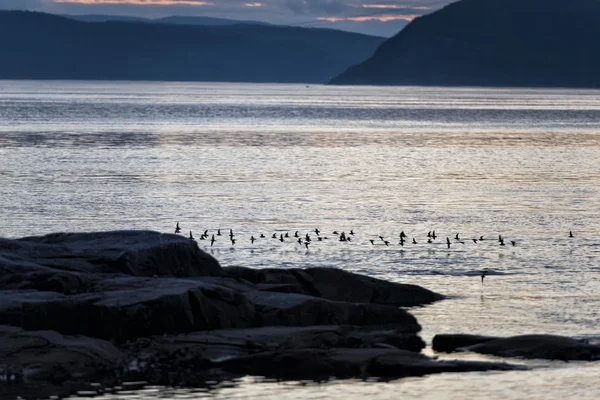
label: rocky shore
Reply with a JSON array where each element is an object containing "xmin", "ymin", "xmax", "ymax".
[{"xmin": 1, "ymin": 231, "xmax": 597, "ymax": 399}]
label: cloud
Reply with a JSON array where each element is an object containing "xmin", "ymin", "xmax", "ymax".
[{"xmin": 0, "ymin": 0, "xmax": 453, "ymax": 36}]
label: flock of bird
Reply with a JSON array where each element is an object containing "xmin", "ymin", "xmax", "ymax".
[
  {"xmin": 173, "ymin": 222, "xmax": 577, "ymax": 284},
  {"xmin": 173, "ymin": 221, "xmax": 577, "ymax": 251}
]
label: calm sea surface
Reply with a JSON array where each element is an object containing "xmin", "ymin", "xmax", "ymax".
[{"xmin": 1, "ymin": 81, "xmax": 599, "ymax": 399}]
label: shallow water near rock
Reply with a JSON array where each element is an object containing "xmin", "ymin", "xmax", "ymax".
[{"xmin": 1, "ymin": 81, "xmax": 599, "ymax": 399}]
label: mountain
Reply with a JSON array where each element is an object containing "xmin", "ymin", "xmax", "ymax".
[
  {"xmin": 0, "ymin": 11, "xmax": 383, "ymax": 83},
  {"xmin": 330, "ymin": 0, "xmax": 600, "ymax": 88},
  {"xmin": 66, "ymin": 14, "xmax": 270, "ymax": 27},
  {"xmin": 64, "ymin": 14, "xmax": 149, "ymax": 23}
]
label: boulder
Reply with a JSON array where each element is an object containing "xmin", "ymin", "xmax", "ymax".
[
  {"xmin": 465, "ymin": 335, "xmax": 600, "ymax": 361},
  {"xmin": 433, "ymin": 334, "xmax": 600, "ymax": 361},
  {"xmin": 224, "ymin": 266, "xmax": 444, "ymax": 307},
  {"xmin": 432, "ymin": 334, "xmax": 500, "ymax": 353}
]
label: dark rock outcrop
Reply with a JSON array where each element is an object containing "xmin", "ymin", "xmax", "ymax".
[
  {"xmin": 0, "ymin": 230, "xmax": 449, "ymax": 399},
  {"xmin": 330, "ymin": 0, "xmax": 600, "ymax": 88},
  {"xmin": 225, "ymin": 266, "xmax": 444, "ymax": 307},
  {"xmin": 433, "ymin": 334, "xmax": 600, "ymax": 361}
]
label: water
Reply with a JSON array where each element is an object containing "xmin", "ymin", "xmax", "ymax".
[{"xmin": 1, "ymin": 81, "xmax": 599, "ymax": 399}]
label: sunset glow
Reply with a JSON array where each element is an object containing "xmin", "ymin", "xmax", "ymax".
[
  {"xmin": 361, "ymin": 4, "xmax": 432, "ymax": 10},
  {"xmin": 317, "ymin": 15, "xmax": 419, "ymax": 22}
]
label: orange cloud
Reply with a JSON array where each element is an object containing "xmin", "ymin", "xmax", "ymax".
[
  {"xmin": 54, "ymin": 0, "xmax": 213, "ymax": 5},
  {"xmin": 361, "ymin": 4, "xmax": 431, "ymax": 10},
  {"xmin": 317, "ymin": 15, "xmax": 418, "ymax": 22}
]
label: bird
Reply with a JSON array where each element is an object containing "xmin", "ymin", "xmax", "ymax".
[
  {"xmin": 251, "ymin": 236, "xmax": 256, "ymax": 244},
  {"xmin": 297, "ymin": 238, "xmax": 303, "ymax": 244},
  {"xmin": 569, "ymin": 231, "xmax": 574, "ymax": 238},
  {"xmin": 481, "ymin": 270, "xmax": 487, "ymax": 284},
  {"xmin": 349, "ymin": 230, "xmax": 355, "ymax": 235},
  {"xmin": 279, "ymin": 234, "xmax": 284, "ymax": 242},
  {"xmin": 379, "ymin": 235, "xmax": 384, "ymax": 241},
  {"xmin": 294, "ymin": 231, "xmax": 299, "ymax": 238},
  {"xmin": 479, "ymin": 236, "xmax": 484, "ymax": 241},
  {"xmin": 333, "ymin": 231, "xmax": 339, "ymax": 235},
  {"xmin": 499, "ymin": 238, "xmax": 505, "ymax": 246},
  {"xmin": 432, "ymin": 231, "xmax": 437, "ymax": 240},
  {"xmin": 210, "ymin": 235, "xmax": 215, "ymax": 246},
  {"xmin": 455, "ymin": 233, "xmax": 460, "ymax": 240},
  {"xmin": 315, "ymin": 228, "xmax": 320, "ymax": 236},
  {"xmin": 305, "ymin": 242, "xmax": 309, "ymax": 250},
  {"xmin": 400, "ymin": 231, "xmax": 407, "ymax": 239},
  {"xmin": 260, "ymin": 233, "xmax": 265, "ymax": 238},
  {"xmin": 370, "ymin": 239, "xmax": 375, "ymax": 245},
  {"xmin": 284, "ymin": 232, "xmax": 289, "ymax": 238},
  {"xmin": 384, "ymin": 241, "xmax": 390, "ymax": 246},
  {"xmin": 217, "ymin": 229, "xmax": 221, "ymax": 236},
  {"xmin": 231, "ymin": 238, "xmax": 236, "ymax": 246},
  {"xmin": 510, "ymin": 240, "xmax": 516, "ymax": 246},
  {"xmin": 189, "ymin": 231, "xmax": 195, "ymax": 240},
  {"xmin": 412, "ymin": 238, "xmax": 417, "ymax": 244},
  {"xmin": 272, "ymin": 233, "xmax": 277, "ymax": 239},
  {"xmin": 498, "ymin": 234, "xmax": 503, "ymax": 242},
  {"xmin": 472, "ymin": 238, "xmax": 478, "ymax": 244},
  {"xmin": 446, "ymin": 237, "xmax": 451, "ymax": 249},
  {"xmin": 427, "ymin": 231, "xmax": 431, "ymax": 238},
  {"xmin": 427, "ymin": 238, "xmax": 432, "ymax": 244},
  {"xmin": 229, "ymin": 229, "xmax": 234, "ymax": 239},
  {"xmin": 175, "ymin": 222, "xmax": 181, "ymax": 234}
]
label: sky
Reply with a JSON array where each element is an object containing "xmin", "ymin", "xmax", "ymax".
[{"xmin": 0, "ymin": 0, "xmax": 454, "ymax": 36}]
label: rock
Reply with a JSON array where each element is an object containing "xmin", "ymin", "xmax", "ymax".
[
  {"xmin": 0, "ymin": 277, "xmax": 258, "ymax": 341},
  {"xmin": 125, "ymin": 325, "xmax": 425, "ymax": 362},
  {"xmin": 246, "ymin": 290, "xmax": 421, "ymax": 329},
  {"xmin": 224, "ymin": 267, "xmax": 444, "ymax": 307},
  {"xmin": 433, "ymin": 333, "xmax": 600, "ymax": 361},
  {"xmin": 1, "ymin": 230, "xmax": 222, "ymax": 280},
  {"xmin": 464, "ymin": 335, "xmax": 600, "ymax": 361},
  {"xmin": 0, "ymin": 325, "xmax": 123, "ymax": 383},
  {"xmin": 432, "ymin": 334, "xmax": 500, "ymax": 353},
  {"xmin": 218, "ymin": 348, "xmax": 526, "ymax": 381}
]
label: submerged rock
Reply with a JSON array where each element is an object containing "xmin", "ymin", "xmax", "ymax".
[{"xmin": 433, "ymin": 334, "xmax": 600, "ymax": 361}]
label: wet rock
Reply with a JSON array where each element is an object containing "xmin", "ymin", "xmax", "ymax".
[
  {"xmin": 125, "ymin": 325, "xmax": 425, "ymax": 363},
  {"xmin": 0, "ymin": 325, "xmax": 123, "ymax": 384},
  {"xmin": 433, "ymin": 334, "xmax": 600, "ymax": 361},
  {"xmin": 218, "ymin": 348, "xmax": 526, "ymax": 381},
  {"xmin": 465, "ymin": 334, "xmax": 600, "ymax": 361},
  {"xmin": 432, "ymin": 334, "xmax": 500, "ymax": 353},
  {"xmin": 224, "ymin": 266, "xmax": 444, "ymax": 307}
]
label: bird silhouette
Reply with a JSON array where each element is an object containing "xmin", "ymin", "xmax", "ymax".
[
  {"xmin": 189, "ymin": 231, "xmax": 194, "ymax": 240},
  {"xmin": 210, "ymin": 235, "xmax": 215, "ymax": 246},
  {"xmin": 569, "ymin": 231, "xmax": 574, "ymax": 238},
  {"xmin": 175, "ymin": 222, "xmax": 181, "ymax": 234},
  {"xmin": 481, "ymin": 270, "xmax": 487, "ymax": 284},
  {"xmin": 446, "ymin": 237, "xmax": 451, "ymax": 249}
]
